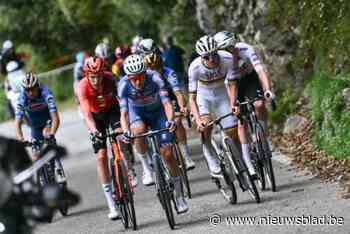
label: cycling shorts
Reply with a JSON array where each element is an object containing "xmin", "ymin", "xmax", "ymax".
[
  {"xmin": 237, "ymin": 71, "xmax": 264, "ymax": 102},
  {"xmin": 129, "ymin": 107, "xmax": 174, "ymax": 145}
]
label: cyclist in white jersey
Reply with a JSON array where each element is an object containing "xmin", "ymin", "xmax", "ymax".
[
  {"xmin": 188, "ymin": 35, "xmax": 257, "ymax": 177},
  {"xmin": 214, "ymin": 31, "xmax": 274, "ymax": 134}
]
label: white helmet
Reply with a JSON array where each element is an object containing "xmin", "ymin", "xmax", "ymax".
[
  {"xmin": 138, "ymin": 38, "xmax": 156, "ymax": 54},
  {"xmin": 195, "ymin": 35, "xmax": 218, "ymax": 56},
  {"xmin": 123, "ymin": 54, "xmax": 146, "ymax": 75},
  {"xmin": 22, "ymin": 72, "xmax": 39, "ymax": 89},
  {"xmin": 95, "ymin": 43, "xmax": 109, "ymax": 59},
  {"xmin": 214, "ymin": 31, "xmax": 236, "ymax": 49},
  {"xmin": 2, "ymin": 40, "xmax": 13, "ymax": 52},
  {"xmin": 6, "ymin": 61, "xmax": 19, "ymax": 73},
  {"xmin": 132, "ymin": 35, "xmax": 143, "ymax": 47}
]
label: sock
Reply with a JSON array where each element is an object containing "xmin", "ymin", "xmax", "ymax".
[
  {"xmin": 136, "ymin": 151, "xmax": 151, "ymax": 173},
  {"xmin": 172, "ymin": 176, "xmax": 183, "ymax": 198},
  {"xmin": 241, "ymin": 144, "xmax": 255, "ymax": 173},
  {"xmin": 102, "ymin": 183, "xmax": 115, "ymax": 210},
  {"xmin": 179, "ymin": 142, "xmax": 191, "ymax": 160},
  {"xmin": 202, "ymin": 143, "xmax": 214, "ymax": 162}
]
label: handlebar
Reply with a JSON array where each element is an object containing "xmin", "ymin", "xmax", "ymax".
[
  {"xmin": 205, "ymin": 112, "xmax": 234, "ymax": 128},
  {"xmin": 129, "ymin": 127, "xmax": 170, "ymax": 139}
]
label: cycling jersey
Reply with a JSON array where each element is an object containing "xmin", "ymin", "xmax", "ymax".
[
  {"xmin": 15, "ymin": 85, "xmax": 57, "ymax": 128},
  {"xmin": 78, "ymin": 72, "xmax": 118, "ymax": 113},
  {"xmin": 158, "ymin": 66, "xmax": 182, "ymax": 100},
  {"xmin": 118, "ymin": 70, "xmax": 173, "ymax": 144},
  {"xmin": 118, "ymin": 70, "xmax": 169, "ymax": 113},
  {"xmin": 188, "ymin": 50, "xmax": 240, "ymax": 98},
  {"xmin": 188, "ymin": 51, "xmax": 239, "ymax": 128},
  {"xmin": 235, "ymin": 42, "xmax": 264, "ymax": 77}
]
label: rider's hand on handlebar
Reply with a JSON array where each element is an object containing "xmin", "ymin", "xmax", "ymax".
[
  {"xmin": 44, "ymin": 134, "xmax": 56, "ymax": 145},
  {"xmin": 121, "ymin": 130, "xmax": 132, "ymax": 143},
  {"xmin": 196, "ymin": 118, "xmax": 207, "ymax": 132},
  {"xmin": 90, "ymin": 131, "xmax": 104, "ymax": 144},
  {"xmin": 166, "ymin": 120, "xmax": 177, "ymax": 132},
  {"xmin": 264, "ymin": 90, "xmax": 275, "ymax": 101}
]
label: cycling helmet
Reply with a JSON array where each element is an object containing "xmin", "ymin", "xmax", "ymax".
[
  {"xmin": 195, "ymin": 35, "xmax": 218, "ymax": 56},
  {"xmin": 75, "ymin": 51, "xmax": 85, "ymax": 63},
  {"xmin": 95, "ymin": 43, "xmax": 109, "ymax": 59},
  {"xmin": 83, "ymin": 56, "xmax": 105, "ymax": 74},
  {"xmin": 132, "ymin": 35, "xmax": 143, "ymax": 47},
  {"xmin": 123, "ymin": 54, "xmax": 146, "ymax": 75},
  {"xmin": 6, "ymin": 61, "xmax": 19, "ymax": 73},
  {"xmin": 138, "ymin": 38, "xmax": 157, "ymax": 55},
  {"xmin": 214, "ymin": 31, "xmax": 236, "ymax": 49},
  {"xmin": 144, "ymin": 52, "xmax": 162, "ymax": 69},
  {"xmin": 2, "ymin": 40, "xmax": 13, "ymax": 53},
  {"xmin": 22, "ymin": 72, "xmax": 38, "ymax": 89}
]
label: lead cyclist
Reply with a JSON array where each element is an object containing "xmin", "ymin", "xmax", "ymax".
[
  {"xmin": 214, "ymin": 31, "xmax": 275, "ymax": 135},
  {"xmin": 188, "ymin": 35, "xmax": 257, "ymax": 178}
]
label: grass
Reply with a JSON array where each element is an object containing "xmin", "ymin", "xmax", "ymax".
[{"xmin": 307, "ymin": 72, "xmax": 350, "ymax": 159}]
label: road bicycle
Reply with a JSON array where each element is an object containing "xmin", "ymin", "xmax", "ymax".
[
  {"xmin": 105, "ymin": 127, "xmax": 137, "ymax": 230},
  {"xmin": 239, "ymin": 96, "xmax": 277, "ymax": 192}
]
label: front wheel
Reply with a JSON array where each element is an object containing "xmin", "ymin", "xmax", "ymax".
[{"xmin": 154, "ymin": 155, "xmax": 175, "ymax": 229}]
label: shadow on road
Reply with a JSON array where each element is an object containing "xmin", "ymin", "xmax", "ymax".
[
  {"xmin": 276, "ymin": 176, "xmax": 318, "ymax": 192},
  {"xmin": 67, "ymin": 205, "xmax": 107, "ymax": 217}
]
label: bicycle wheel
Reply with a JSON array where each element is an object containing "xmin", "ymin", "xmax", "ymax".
[
  {"xmin": 262, "ymin": 139, "xmax": 276, "ymax": 192},
  {"xmin": 58, "ymin": 183, "xmax": 69, "ymax": 216},
  {"xmin": 116, "ymin": 162, "xmax": 129, "ymax": 228},
  {"xmin": 174, "ymin": 143, "xmax": 192, "ymax": 199},
  {"xmin": 37, "ymin": 166, "xmax": 54, "ymax": 223},
  {"xmin": 154, "ymin": 155, "xmax": 175, "ymax": 229},
  {"xmin": 224, "ymin": 138, "xmax": 260, "ymax": 203},
  {"xmin": 120, "ymin": 159, "xmax": 137, "ymax": 230},
  {"xmin": 221, "ymin": 157, "xmax": 238, "ymax": 204},
  {"xmin": 254, "ymin": 124, "xmax": 266, "ymax": 191}
]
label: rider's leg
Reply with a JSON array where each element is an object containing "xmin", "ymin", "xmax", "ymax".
[
  {"xmin": 130, "ymin": 121, "xmax": 154, "ymax": 185},
  {"xmin": 238, "ymin": 121, "xmax": 256, "ymax": 176},
  {"xmin": 255, "ymin": 100, "xmax": 268, "ymax": 133},
  {"xmin": 175, "ymin": 116, "xmax": 195, "ymax": 170}
]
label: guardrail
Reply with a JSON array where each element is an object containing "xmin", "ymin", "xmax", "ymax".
[{"xmin": 37, "ymin": 63, "xmax": 75, "ymax": 79}]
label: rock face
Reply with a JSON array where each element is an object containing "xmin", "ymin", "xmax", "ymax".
[
  {"xmin": 194, "ymin": 0, "xmax": 298, "ymax": 91},
  {"xmin": 283, "ymin": 115, "xmax": 308, "ymax": 135}
]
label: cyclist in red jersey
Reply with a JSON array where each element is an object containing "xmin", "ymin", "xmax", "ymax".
[{"xmin": 78, "ymin": 56, "xmax": 135, "ymax": 220}]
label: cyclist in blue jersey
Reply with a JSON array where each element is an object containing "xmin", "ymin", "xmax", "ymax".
[
  {"xmin": 15, "ymin": 72, "xmax": 65, "ymax": 183},
  {"xmin": 118, "ymin": 54, "xmax": 189, "ymax": 213},
  {"xmin": 143, "ymin": 46, "xmax": 195, "ymax": 171}
]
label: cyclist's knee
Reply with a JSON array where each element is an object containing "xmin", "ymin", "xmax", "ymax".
[
  {"xmin": 96, "ymin": 148, "xmax": 108, "ymax": 161},
  {"xmin": 224, "ymin": 126, "xmax": 239, "ymax": 142},
  {"xmin": 254, "ymin": 100, "xmax": 265, "ymax": 110}
]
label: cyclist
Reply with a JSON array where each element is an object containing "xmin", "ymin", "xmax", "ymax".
[
  {"xmin": 95, "ymin": 42, "xmax": 113, "ymax": 72},
  {"xmin": 73, "ymin": 51, "xmax": 88, "ymax": 118},
  {"xmin": 143, "ymin": 45, "xmax": 195, "ymax": 170},
  {"xmin": 111, "ymin": 44, "xmax": 131, "ymax": 80},
  {"xmin": 14, "ymin": 72, "xmax": 66, "ymax": 183},
  {"xmin": 78, "ymin": 56, "xmax": 137, "ymax": 220},
  {"xmin": 188, "ymin": 35, "xmax": 257, "ymax": 177},
  {"xmin": 118, "ymin": 54, "xmax": 188, "ymax": 213},
  {"xmin": 214, "ymin": 31, "xmax": 274, "ymax": 131}
]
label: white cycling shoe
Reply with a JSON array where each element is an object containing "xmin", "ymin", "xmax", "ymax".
[
  {"xmin": 108, "ymin": 208, "xmax": 120, "ymax": 220},
  {"xmin": 142, "ymin": 170, "xmax": 154, "ymax": 186},
  {"xmin": 206, "ymin": 157, "xmax": 222, "ymax": 178},
  {"xmin": 175, "ymin": 196, "xmax": 189, "ymax": 214},
  {"xmin": 184, "ymin": 157, "xmax": 195, "ymax": 171}
]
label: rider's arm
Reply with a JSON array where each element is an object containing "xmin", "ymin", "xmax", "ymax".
[
  {"xmin": 175, "ymin": 90, "xmax": 186, "ymax": 111},
  {"xmin": 117, "ymin": 78, "xmax": 130, "ymax": 132},
  {"xmin": 153, "ymin": 71, "xmax": 175, "ymax": 121},
  {"xmin": 244, "ymin": 44, "xmax": 271, "ymax": 92},
  {"xmin": 15, "ymin": 117, "xmax": 24, "ymax": 140},
  {"xmin": 44, "ymin": 89, "xmax": 60, "ymax": 135},
  {"xmin": 167, "ymin": 70, "xmax": 187, "ymax": 110},
  {"xmin": 188, "ymin": 62, "xmax": 200, "ymax": 122},
  {"xmin": 226, "ymin": 80, "xmax": 239, "ymax": 108},
  {"xmin": 163, "ymin": 99, "xmax": 174, "ymax": 121},
  {"xmin": 49, "ymin": 111, "xmax": 60, "ymax": 135},
  {"xmin": 78, "ymin": 82, "xmax": 98, "ymax": 133}
]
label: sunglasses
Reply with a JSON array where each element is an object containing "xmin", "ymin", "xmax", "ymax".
[
  {"xmin": 202, "ymin": 53, "xmax": 218, "ymax": 61},
  {"xmin": 128, "ymin": 73, "xmax": 145, "ymax": 82}
]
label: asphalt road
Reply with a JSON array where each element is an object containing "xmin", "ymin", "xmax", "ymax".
[{"xmin": 1, "ymin": 110, "xmax": 349, "ymax": 234}]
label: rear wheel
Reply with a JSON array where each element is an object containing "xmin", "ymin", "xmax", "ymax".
[{"xmin": 154, "ymin": 156, "xmax": 175, "ymax": 229}]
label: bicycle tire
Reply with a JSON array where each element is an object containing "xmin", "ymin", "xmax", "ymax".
[
  {"xmin": 120, "ymin": 159, "xmax": 137, "ymax": 230},
  {"xmin": 174, "ymin": 143, "xmax": 192, "ymax": 199},
  {"xmin": 58, "ymin": 183, "xmax": 69, "ymax": 216},
  {"xmin": 262, "ymin": 140, "xmax": 276, "ymax": 192},
  {"xmin": 116, "ymin": 160, "xmax": 129, "ymax": 228},
  {"xmin": 37, "ymin": 166, "xmax": 54, "ymax": 223},
  {"xmin": 224, "ymin": 138, "xmax": 260, "ymax": 203},
  {"xmin": 154, "ymin": 154, "xmax": 175, "ymax": 229},
  {"xmin": 254, "ymin": 124, "xmax": 266, "ymax": 190}
]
